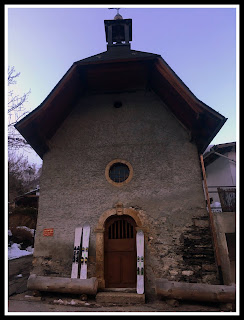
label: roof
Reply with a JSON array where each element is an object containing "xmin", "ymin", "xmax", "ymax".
[
  {"xmin": 15, "ymin": 45, "xmax": 227, "ymax": 159},
  {"xmin": 15, "ymin": 187, "xmax": 40, "ymax": 200},
  {"xmin": 203, "ymin": 142, "xmax": 236, "ymax": 166},
  {"xmin": 14, "ymin": 188, "xmax": 40, "ymax": 207}
]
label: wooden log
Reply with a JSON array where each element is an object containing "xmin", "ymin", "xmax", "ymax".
[
  {"xmin": 155, "ymin": 279, "xmax": 235, "ymax": 303},
  {"xmin": 27, "ymin": 274, "xmax": 98, "ymax": 295}
]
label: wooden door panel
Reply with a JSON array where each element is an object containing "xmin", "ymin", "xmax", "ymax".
[
  {"xmin": 105, "ymin": 252, "xmax": 120, "ymax": 287},
  {"xmin": 121, "ymin": 252, "xmax": 136, "ymax": 286},
  {"xmin": 104, "ymin": 215, "xmax": 137, "ymax": 288},
  {"xmin": 105, "ymin": 252, "xmax": 136, "ymax": 288},
  {"xmin": 105, "ymin": 238, "xmax": 135, "ymax": 252}
]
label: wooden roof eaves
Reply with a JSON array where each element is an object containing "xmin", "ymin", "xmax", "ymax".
[
  {"xmin": 152, "ymin": 57, "xmax": 227, "ymax": 152},
  {"xmin": 199, "ymin": 116, "xmax": 227, "ymax": 154},
  {"xmin": 75, "ymin": 54, "xmax": 160, "ymax": 67},
  {"xmin": 15, "ymin": 63, "xmax": 79, "ymax": 130},
  {"xmin": 154, "ymin": 57, "xmax": 204, "ymax": 116},
  {"xmin": 150, "ymin": 62, "xmax": 198, "ymax": 130},
  {"xmin": 154, "ymin": 57, "xmax": 226, "ymax": 122},
  {"xmin": 203, "ymin": 141, "xmax": 235, "ymax": 166},
  {"xmin": 74, "ymin": 48, "xmax": 160, "ymax": 65},
  {"xmin": 17, "ymin": 52, "xmax": 224, "ymax": 133},
  {"xmin": 14, "ymin": 51, "xmax": 227, "ymax": 158},
  {"xmin": 215, "ymin": 141, "xmax": 236, "ymax": 150},
  {"xmin": 195, "ymin": 98, "xmax": 227, "ymax": 120},
  {"xmin": 15, "ymin": 57, "xmax": 158, "ymax": 129},
  {"xmin": 204, "ymin": 141, "xmax": 236, "ymax": 159},
  {"xmin": 14, "ymin": 63, "xmax": 82, "ymax": 159}
]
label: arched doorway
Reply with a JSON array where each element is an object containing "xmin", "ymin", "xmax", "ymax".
[{"xmin": 104, "ymin": 215, "xmax": 137, "ymax": 288}]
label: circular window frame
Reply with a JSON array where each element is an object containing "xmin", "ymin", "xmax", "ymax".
[{"xmin": 105, "ymin": 159, "xmax": 133, "ymax": 187}]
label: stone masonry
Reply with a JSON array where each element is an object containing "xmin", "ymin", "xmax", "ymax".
[{"xmin": 32, "ymin": 89, "xmax": 219, "ymax": 299}]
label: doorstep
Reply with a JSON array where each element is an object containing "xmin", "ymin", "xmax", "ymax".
[{"xmin": 96, "ymin": 291, "xmax": 145, "ymax": 305}]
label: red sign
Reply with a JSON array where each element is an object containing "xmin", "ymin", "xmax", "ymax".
[{"xmin": 43, "ymin": 228, "xmax": 54, "ymax": 236}]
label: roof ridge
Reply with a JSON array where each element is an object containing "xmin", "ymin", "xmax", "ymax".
[{"xmin": 74, "ymin": 48, "xmax": 160, "ymax": 65}]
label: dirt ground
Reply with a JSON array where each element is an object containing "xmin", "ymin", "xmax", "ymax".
[{"xmin": 7, "ymin": 255, "xmax": 236, "ymax": 314}]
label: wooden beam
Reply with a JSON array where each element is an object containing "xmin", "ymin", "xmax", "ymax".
[
  {"xmin": 27, "ymin": 274, "xmax": 98, "ymax": 295},
  {"xmin": 200, "ymin": 154, "xmax": 221, "ymax": 269},
  {"xmin": 155, "ymin": 279, "xmax": 235, "ymax": 303},
  {"xmin": 154, "ymin": 59, "xmax": 201, "ymax": 114}
]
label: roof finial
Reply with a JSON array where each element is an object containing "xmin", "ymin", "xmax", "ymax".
[{"xmin": 108, "ymin": 7, "xmax": 123, "ymax": 20}]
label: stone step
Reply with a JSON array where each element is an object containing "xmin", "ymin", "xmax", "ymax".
[
  {"xmin": 102, "ymin": 287, "xmax": 136, "ymax": 293},
  {"xmin": 96, "ymin": 292, "xmax": 145, "ymax": 305}
]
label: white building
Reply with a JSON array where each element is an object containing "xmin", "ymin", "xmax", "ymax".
[
  {"xmin": 203, "ymin": 142, "xmax": 236, "ymax": 284},
  {"xmin": 203, "ymin": 142, "xmax": 236, "ymax": 212}
]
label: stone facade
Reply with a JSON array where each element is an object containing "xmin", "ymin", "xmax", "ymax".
[{"xmin": 32, "ymin": 89, "xmax": 219, "ymax": 299}]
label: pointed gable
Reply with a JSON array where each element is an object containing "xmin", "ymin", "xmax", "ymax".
[{"xmin": 15, "ymin": 15, "xmax": 226, "ymax": 158}]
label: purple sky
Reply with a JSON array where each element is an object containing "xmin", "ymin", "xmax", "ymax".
[{"xmin": 7, "ymin": 5, "xmax": 238, "ymax": 166}]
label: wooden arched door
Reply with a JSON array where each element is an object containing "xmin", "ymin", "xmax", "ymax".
[{"xmin": 104, "ymin": 215, "xmax": 137, "ymax": 288}]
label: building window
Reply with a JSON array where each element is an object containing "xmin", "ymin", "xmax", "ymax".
[
  {"xmin": 109, "ymin": 163, "xmax": 129, "ymax": 183},
  {"xmin": 105, "ymin": 159, "xmax": 133, "ymax": 187}
]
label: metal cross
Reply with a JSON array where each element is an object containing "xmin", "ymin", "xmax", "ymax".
[{"xmin": 108, "ymin": 8, "xmax": 120, "ymax": 15}]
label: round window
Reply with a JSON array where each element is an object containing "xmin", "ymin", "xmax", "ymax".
[
  {"xmin": 105, "ymin": 159, "xmax": 133, "ymax": 186},
  {"xmin": 109, "ymin": 163, "xmax": 129, "ymax": 183}
]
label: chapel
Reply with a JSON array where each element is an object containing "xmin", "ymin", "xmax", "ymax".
[{"xmin": 15, "ymin": 12, "xmax": 227, "ymax": 300}]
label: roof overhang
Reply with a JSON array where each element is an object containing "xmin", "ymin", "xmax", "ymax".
[
  {"xmin": 15, "ymin": 51, "xmax": 227, "ymax": 159},
  {"xmin": 203, "ymin": 142, "xmax": 236, "ymax": 166}
]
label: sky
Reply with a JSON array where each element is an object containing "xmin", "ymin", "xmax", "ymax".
[{"xmin": 6, "ymin": 5, "xmax": 238, "ymax": 167}]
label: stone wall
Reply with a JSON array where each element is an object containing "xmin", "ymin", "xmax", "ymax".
[
  {"xmin": 32, "ymin": 90, "xmax": 219, "ymax": 297},
  {"xmin": 179, "ymin": 216, "xmax": 219, "ymax": 284}
]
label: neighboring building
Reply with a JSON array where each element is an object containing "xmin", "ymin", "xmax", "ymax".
[
  {"xmin": 14, "ymin": 187, "xmax": 40, "ymax": 208},
  {"xmin": 15, "ymin": 13, "xmax": 227, "ymax": 300},
  {"xmin": 203, "ymin": 142, "xmax": 236, "ymax": 284},
  {"xmin": 203, "ymin": 142, "xmax": 236, "ymax": 211},
  {"xmin": 9, "ymin": 188, "xmax": 39, "ymax": 244}
]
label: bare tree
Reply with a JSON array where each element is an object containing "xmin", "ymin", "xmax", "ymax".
[
  {"xmin": 8, "ymin": 152, "xmax": 41, "ymax": 202},
  {"xmin": 8, "ymin": 66, "xmax": 31, "ymax": 149}
]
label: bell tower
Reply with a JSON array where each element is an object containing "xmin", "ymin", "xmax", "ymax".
[{"xmin": 104, "ymin": 9, "xmax": 132, "ymax": 50}]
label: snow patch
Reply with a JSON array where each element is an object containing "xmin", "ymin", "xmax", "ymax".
[
  {"xmin": 53, "ymin": 298, "xmax": 89, "ymax": 306},
  {"xmin": 8, "ymin": 242, "xmax": 34, "ymax": 260},
  {"xmin": 15, "ymin": 274, "xmax": 23, "ymax": 278}
]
